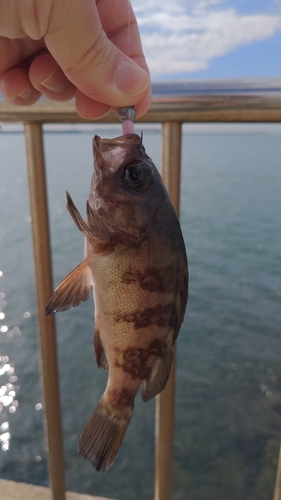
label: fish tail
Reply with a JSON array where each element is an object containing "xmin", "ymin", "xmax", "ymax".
[{"xmin": 79, "ymin": 390, "xmax": 135, "ymax": 471}]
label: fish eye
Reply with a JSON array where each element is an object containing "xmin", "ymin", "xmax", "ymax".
[{"xmin": 123, "ymin": 161, "xmax": 152, "ymax": 189}]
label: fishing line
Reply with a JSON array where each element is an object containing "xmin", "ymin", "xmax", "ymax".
[
  {"xmin": 117, "ymin": 0, "xmax": 136, "ymax": 135},
  {"xmin": 127, "ymin": 0, "xmax": 131, "ymax": 58}
]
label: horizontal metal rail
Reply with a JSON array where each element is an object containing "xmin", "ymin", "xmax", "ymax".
[
  {"xmin": 1, "ymin": 84, "xmax": 281, "ymax": 124},
  {"xmin": 1, "ymin": 80, "xmax": 281, "ymax": 500}
]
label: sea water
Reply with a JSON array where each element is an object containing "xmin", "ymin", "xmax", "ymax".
[{"xmin": 0, "ymin": 125, "xmax": 281, "ymax": 500}]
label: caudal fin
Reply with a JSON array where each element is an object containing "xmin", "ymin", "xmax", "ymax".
[{"xmin": 79, "ymin": 395, "xmax": 134, "ymax": 471}]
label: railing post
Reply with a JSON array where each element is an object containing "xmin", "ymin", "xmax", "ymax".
[
  {"xmin": 273, "ymin": 444, "xmax": 281, "ymax": 500},
  {"xmin": 155, "ymin": 121, "xmax": 182, "ymax": 500},
  {"xmin": 25, "ymin": 123, "xmax": 66, "ymax": 500}
]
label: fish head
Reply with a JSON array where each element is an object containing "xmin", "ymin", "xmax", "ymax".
[{"xmin": 89, "ymin": 134, "xmax": 167, "ymax": 238}]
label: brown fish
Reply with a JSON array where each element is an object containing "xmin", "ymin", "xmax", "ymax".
[{"xmin": 46, "ymin": 133, "xmax": 188, "ymax": 471}]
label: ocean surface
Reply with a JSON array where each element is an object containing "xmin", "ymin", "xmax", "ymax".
[{"xmin": 0, "ymin": 124, "xmax": 281, "ymax": 500}]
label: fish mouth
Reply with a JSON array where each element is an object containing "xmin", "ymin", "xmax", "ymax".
[{"xmin": 93, "ymin": 134, "xmax": 142, "ymax": 173}]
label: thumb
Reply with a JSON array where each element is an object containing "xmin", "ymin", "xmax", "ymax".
[{"xmin": 45, "ymin": 0, "xmax": 150, "ymax": 108}]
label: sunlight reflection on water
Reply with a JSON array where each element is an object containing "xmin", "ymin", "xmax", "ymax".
[
  {"xmin": 0, "ymin": 272, "xmax": 20, "ymax": 452},
  {"xmin": 0, "ymin": 356, "xmax": 20, "ymax": 450}
]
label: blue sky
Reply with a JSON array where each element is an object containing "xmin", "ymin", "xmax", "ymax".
[{"xmin": 131, "ymin": 0, "xmax": 281, "ymax": 80}]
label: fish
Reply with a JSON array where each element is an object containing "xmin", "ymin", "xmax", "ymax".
[{"xmin": 46, "ymin": 133, "xmax": 188, "ymax": 471}]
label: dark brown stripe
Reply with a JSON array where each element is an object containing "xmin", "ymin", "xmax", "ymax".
[
  {"xmin": 114, "ymin": 340, "xmax": 164, "ymax": 380},
  {"xmin": 114, "ymin": 303, "xmax": 173, "ymax": 329},
  {"xmin": 121, "ymin": 266, "xmax": 175, "ymax": 293}
]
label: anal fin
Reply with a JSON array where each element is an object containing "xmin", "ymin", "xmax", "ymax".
[
  {"xmin": 46, "ymin": 260, "xmax": 92, "ymax": 314},
  {"xmin": 141, "ymin": 346, "xmax": 173, "ymax": 402},
  {"xmin": 94, "ymin": 327, "xmax": 108, "ymax": 370}
]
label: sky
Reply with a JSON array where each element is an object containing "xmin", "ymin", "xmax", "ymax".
[{"xmin": 131, "ymin": 0, "xmax": 281, "ymax": 80}]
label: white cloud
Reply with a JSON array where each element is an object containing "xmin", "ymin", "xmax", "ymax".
[{"xmin": 131, "ymin": 0, "xmax": 281, "ymax": 76}]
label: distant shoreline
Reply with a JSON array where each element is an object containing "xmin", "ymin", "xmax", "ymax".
[
  {"xmin": 1, "ymin": 77, "xmax": 281, "ymax": 103},
  {"xmin": 1, "ymin": 122, "xmax": 281, "ymax": 134}
]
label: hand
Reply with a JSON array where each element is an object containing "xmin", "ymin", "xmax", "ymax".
[{"xmin": 0, "ymin": 0, "xmax": 151, "ymax": 119}]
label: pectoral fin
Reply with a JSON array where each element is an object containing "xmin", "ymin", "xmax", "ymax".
[
  {"xmin": 66, "ymin": 191, "xmax": 110, "ymax": 243},
  {"xmin": 46, "ymin": 260, "xmax": 92, "ymax": 315}
]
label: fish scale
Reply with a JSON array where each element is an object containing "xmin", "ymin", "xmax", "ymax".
[{"xmin": 46, "ymin": 131, "xmax": 188, "ymax": 471}]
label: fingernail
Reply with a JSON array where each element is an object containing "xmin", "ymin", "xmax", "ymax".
[
  {"xmin": 19, "ymin": 84, "xmax": 33, "ymax": 99},
  {"xmin": 115, "ymin": 60, "xmax": 150, "ymax": 96},
  {"xmin": 41, "ymin": 69, "xmax": 68, "ymax": 93}
]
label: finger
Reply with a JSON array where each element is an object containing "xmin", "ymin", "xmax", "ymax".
[
  {"xmin": 45, "ymin": 0, "xmax": 150, "ymax": 108},
  {"xmin": 0, "ymin": 66, "xmax": 41, "ymax": 105},
  {"xmin": 0, "ymin": 37, "xmax": 45, "ymax": 76},
  {"xmin": 97, "ymin": 0, "xmax": 144, "ymax": 57},
  {"xmin": 0, "ymin": 37, "xmax": 45, "ymax": 105},
  {"xmin": 118, "ymin": 86, "xmax": 152, "ymax": 120},
  {"xmin": 29, "ymin": 52, "xmax": 76, "ymax": 101},
  {"xmin": 75, "ymin": 90, "xmax": 111, "ymax": 120},
  {"xmin": 94, "ymin": 0, "xmax": 151, "ymax": 110}
]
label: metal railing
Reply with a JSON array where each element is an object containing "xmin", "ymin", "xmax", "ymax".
[{"xmin": 1, "ymin": 78, "xmax": 281, "ymax": 500}]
